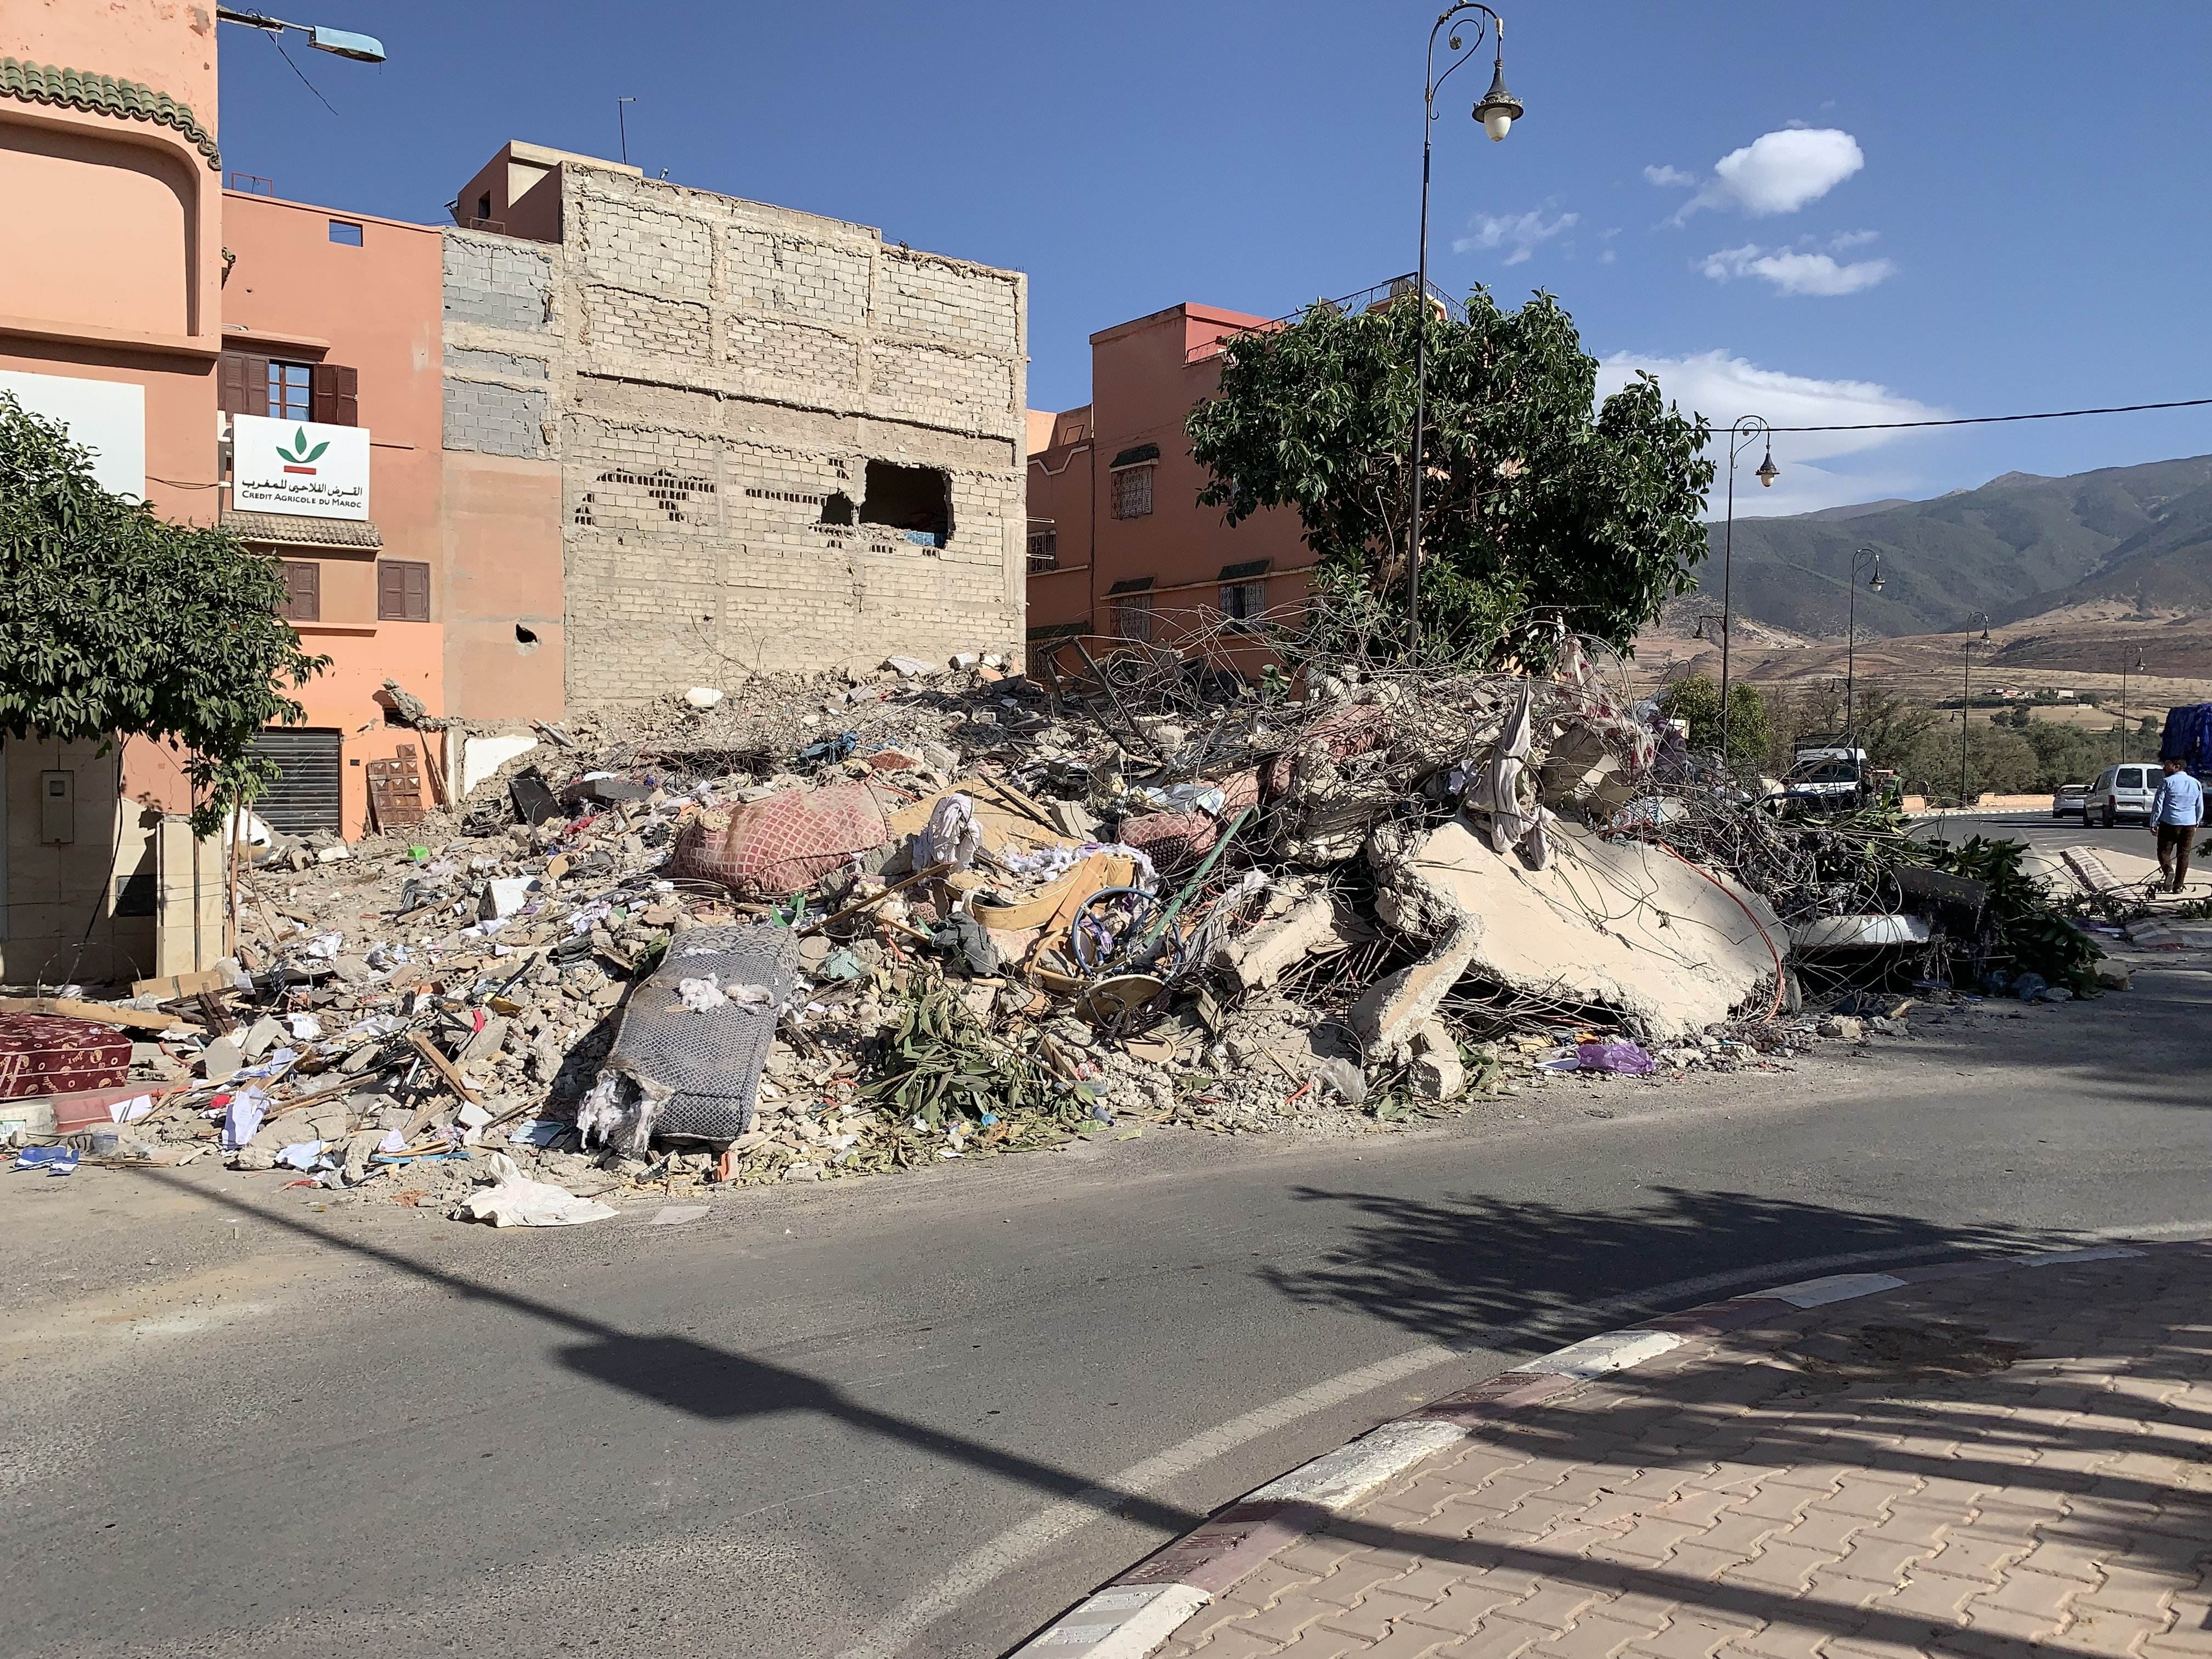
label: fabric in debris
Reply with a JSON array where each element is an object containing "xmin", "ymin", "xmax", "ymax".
[
  {"xmin": 0, "ymin": 1014, "xmax": 132, "ymax": 1099},
  {"xmin": 456, "ymin": 1152, "xmax": 619, "ymax": 1227},
  {"xmin": 667, "ymin": 782, "xmax": 889, "ymax": 899},
  {"xmin": 1118, "ymin": 809, "xmax": 1220, "ymax": 872},
  {"xmin": 1575, "ymin": 1039, "xmax": 1655, "ymax": 1075},
  {"xmin": 917, "ymin": 793, "xmax": 983, "ymax": 873}
]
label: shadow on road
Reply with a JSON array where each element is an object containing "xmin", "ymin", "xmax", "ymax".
[{"xmin": 1263, "ymin": 1186, "xmax": 2079, "ymax": 1349}]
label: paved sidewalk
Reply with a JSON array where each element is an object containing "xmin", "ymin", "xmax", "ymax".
[{"xmin": 1156, "ymin": 1244, "xmax": 2212, "ymax": 1659}]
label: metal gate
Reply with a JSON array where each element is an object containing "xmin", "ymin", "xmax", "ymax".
[{"xmin": 247, "ymin": 728, "xmax": 343, "ymax": 834}]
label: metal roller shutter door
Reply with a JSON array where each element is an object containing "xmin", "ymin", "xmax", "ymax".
[{"xmin": 248, "ymin": 728, "xmax": 343, "ymax": 834}]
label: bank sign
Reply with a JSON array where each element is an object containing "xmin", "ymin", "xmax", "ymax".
[{"xmin": 232, "ymin": 413, "xmax": 371, "ymax": 520}]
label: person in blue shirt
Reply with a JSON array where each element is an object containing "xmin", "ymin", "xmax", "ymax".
[{"xmin": 2151, "ymin": 755, "xmax": 2205, "ymax": 892}]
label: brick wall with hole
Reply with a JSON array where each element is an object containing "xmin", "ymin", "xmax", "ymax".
[{"xmin": 440, "ymin": 169, "xmax": 1026, "ymax": 695}]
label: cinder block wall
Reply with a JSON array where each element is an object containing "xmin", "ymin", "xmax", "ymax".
[{"xmin": 441, "ymin": 165, "xmax": 1026, "ymax": 702}]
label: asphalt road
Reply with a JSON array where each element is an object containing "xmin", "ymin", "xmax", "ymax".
[
  {"xmin": 7, "ymin": 939, "xmax": 2209, "ymax": 1659},
  {"xmin": 1908, "ymin": 806, "xmax": 2163, "ymax": 857}
]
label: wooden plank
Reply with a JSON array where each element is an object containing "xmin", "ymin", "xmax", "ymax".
[
  {"xmin": 132, "ymin": 967, "xmax": 232, "ymax": 1000},
  {"xmin": 407, "ymin": 1030, "xmax": 482, "ymax": 1105},
  {"xmin": 0, "ymin": 996, "xmax": 184, "ymax": 1032}
]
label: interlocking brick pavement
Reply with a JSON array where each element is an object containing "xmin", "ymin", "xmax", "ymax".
[{"xmin": 1154, "ymin": 1244, "xmax": 2212, "ymax": 1659}]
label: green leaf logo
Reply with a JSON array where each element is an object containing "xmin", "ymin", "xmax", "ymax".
[{"xmin": 305, "ymin": 439, "xmax": 329, "ymax": 462}]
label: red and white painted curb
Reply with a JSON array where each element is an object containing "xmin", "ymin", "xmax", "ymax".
[{"xmin": 1009, "ymin": 1243, "xmax": 2155, "ymax": 1657}]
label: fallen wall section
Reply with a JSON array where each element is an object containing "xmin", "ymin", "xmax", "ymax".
[{"xmin": 1372, "ymin": 819, "xmax": 1784, "ymax": 1043}]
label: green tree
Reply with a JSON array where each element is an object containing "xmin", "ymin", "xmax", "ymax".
[
  {"xmin": 0, "ymin": 393, "xmax": 326, "ymax": 830},
  {"xmin": 1186, "ymin": 286, "xmax": 1714, "ymax": 664},
  {"xmin": 1655, "ymin": 673, "xmax": 1770, "ymax": 771}
]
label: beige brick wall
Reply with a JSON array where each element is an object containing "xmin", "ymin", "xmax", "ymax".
[{"xmin": 471, "ymin": 165, "xmax": 1026, "ymax": 697}]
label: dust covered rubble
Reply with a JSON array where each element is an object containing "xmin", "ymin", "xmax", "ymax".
[{"xmin": 3, "ymin": 639, "xmax": 1938, "ymax": 1217}]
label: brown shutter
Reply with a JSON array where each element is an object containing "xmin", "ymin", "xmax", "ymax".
[
  {"xmin": 312, "ymin": 363, "xmax": 337, "ymax": 425},
  {"xmin": 332, "ymin": 364, "xmax": 359, "ymax": 427},
  {"xmin": 379, "ymin": 560, "xmax": 431, "ymax": 622},
  {"xmin": 219, "ymin": 352, "xmax": 270, "ymax": 416},
  {"xmin": 280, "ymin": 560, "xmax": 320, "ymax": 622}
]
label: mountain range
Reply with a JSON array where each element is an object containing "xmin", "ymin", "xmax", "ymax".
[{"xmin": 1694, "ymin": 453, "xmax": 2212, "ymax": 637}]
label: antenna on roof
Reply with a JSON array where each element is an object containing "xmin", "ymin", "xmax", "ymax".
[{"xmin": 617, "ymin": 95, "xmax": 636, "ymax": 164}]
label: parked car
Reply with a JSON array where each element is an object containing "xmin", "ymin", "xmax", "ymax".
[
  {"xmin": 2051, "ymin": 782, "xmax": 2090, "ymax": 819},
  {"xmin": 2085, "ymin": 764, "xmax": 2162, "ymax": 827}
]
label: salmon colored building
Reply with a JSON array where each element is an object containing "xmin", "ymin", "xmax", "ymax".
[
  {"xmin": 1025, "ymin": 303, "xmax": 1318, "ymax": 672},
  {"xmin": 0, "ymin": 3, "xmax": 563, "ymax": 983}
]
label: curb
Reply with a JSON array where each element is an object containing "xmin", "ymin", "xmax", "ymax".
[{"xmin": 1008, "ymin": 1242, "xmax": 2164, "ymax": 1658}]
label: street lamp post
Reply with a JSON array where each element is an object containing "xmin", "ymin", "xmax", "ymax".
[
  {"xmin": 214, "ymin": 5, "xmax": 386, "ymax": 59},
  {"xmin": 1844, "ymin": 545, "xmax": 1885, "ymax": 749},
  {"xmin": 1718, "ymin": 415, "xmax": 1779, "ymax": 764},
  {"xmin": 2120, "ymin": 651, "xmax": 2145, "ymax": 764},
  {"xmin": 1960, "ymin": 616, "xmax": 1991, "ymax": 810},
  {"xmin": 1407, "ymin": 3, "xmax": 1523, "ymax": 653}
]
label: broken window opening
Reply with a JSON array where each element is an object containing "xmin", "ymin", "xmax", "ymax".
[
  {"xmin": 1026, "ymin": 520, "xmax": 1058, "ymax": 572},
  {"xmin": 819, "ymin": 490, "xmax": 856, "ymax": 527},
  {"xmin": 515, "ymin": 623, "xmax": 540, "ymax": 654},
  {"xmin": 1220, "ymin": 579, "xmax": 1267, "ymax": 631},
  {"xmin": 859, "ymin": 460, "xmax": 953, "ymax": 548}
]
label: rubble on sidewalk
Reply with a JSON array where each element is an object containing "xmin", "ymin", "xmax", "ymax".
[{"xmin": 2, "ymin": 619, "xmax": 2103, "ymax": 1215}]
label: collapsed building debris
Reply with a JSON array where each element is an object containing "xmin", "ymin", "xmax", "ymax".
[{"xmin": 2, "ymin": 608, "xmax": 2117, "ymax": 1215}]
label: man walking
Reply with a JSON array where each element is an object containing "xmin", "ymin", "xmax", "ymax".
[{"xmin": 2151, "ymin": 754, "xmax": 2204, "ymax": 893}]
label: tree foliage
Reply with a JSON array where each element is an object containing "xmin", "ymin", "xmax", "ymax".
[
  {"xmin": 1655, "ymin": 673, "xmax": 1772, "ymax": 772},
  {"xmin": 1186, "ymin": 286, "xmax": 1714, "ymax": 664},
  {"xmin": 0, "ymin": 393, "xmax": 326, "ymax": 830}
]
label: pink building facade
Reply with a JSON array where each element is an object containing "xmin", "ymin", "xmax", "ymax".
[{"xmin": 1026, "ymin": 303, "xmax": 1317, "ymax": 672}]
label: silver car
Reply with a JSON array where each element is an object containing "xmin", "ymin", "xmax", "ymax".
[
  {"xmin": 2051, "ymin": 783, "xmax": 2089, "ymax": 819},
  {"xmin": 2086, "ymin": 764, "xmax": 2160, "ymax": 827}
]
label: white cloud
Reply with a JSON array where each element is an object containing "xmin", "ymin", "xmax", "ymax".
[
  {"xmin": 1664, "ymin": 128, "xmax": 1866, "ymax": 223},
  {"xmin": 1453, "ymin": 206, "xmax": 1578, "ymax": 264},
  {"xmin": 1643, "ymin": 164, "xmax": 1696, "ymax": 188},
  {"xmin": 1828, "ymin": 228, "xmax": 1880, "ymax": 250},
  {"xmin": 1700, "ymin": 242, "xmax": 1896, "ymax": 296},
  {"xmin": 1595, "ymin": 349, "xmax": 1949, "ymax": 516}
]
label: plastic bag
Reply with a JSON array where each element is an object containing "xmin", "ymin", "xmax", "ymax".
[
  {"xmin": 455, "ymin": 1152, "xmax": 619, "ymax": 1227},
  {"xmin": 1576, "ymin": 1039, "xmax": 1656, "ymax": 1075}
]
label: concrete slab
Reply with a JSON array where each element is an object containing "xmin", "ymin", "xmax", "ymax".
[{"xmin": 1372, "ymin": 818, "xmax": 1785, "ymax": 1041}]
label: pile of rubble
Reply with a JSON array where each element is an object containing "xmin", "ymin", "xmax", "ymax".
[{"xmin": 2, "ymin": 625, "xmax": 2095, "ymax": 1221}]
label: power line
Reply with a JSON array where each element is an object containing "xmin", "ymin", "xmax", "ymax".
[
  {"xmin": 1769, "ymin": 396, "xmax": 2212, "ymax": 434},
  {"xmin": 267, "ymin": 30, "xmax": 340, "ymax": 117}
]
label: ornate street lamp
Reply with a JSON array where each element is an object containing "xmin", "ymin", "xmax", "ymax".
[
  {"xmin": 1407, "ymin": 3, "xmax": 1522, "ymax": 651},
  {"xmin": 1717, "ymin": 415, "xmax": 1778, "ymax": 764},
  {"xmin": 2120, "ymin": 650, "xmax": 2146, "ymax": 764},
  {"xmin": 1960, "ymin": 616, "xmax": 1991, "ymax": 810},
  {"xmin": 1845, "ymin": 545, "xmax": 1884, "ymax": 748}
]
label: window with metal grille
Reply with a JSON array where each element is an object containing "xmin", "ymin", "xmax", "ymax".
[
  {"xmin": 377, "ymin": 560, "xmax": 431, "ymax": 622},
  {"xmin": 1026, "ymin": 522, "xmax": 1058, "ymax": 571},
  {"xmin": 1114, "ymin": 592, "xmax": 1153, "ymax": 642},
  {"xmin": 1110, "ymin": 464, "xmax": 1154, "ymax": 520},
  {"xmin": 1220, "ymin": 579, "xmax": 1266, "ymax": 630},
  {"xmin": 278, "ymin": 560, "xmax": 320, "ymax": 622}
]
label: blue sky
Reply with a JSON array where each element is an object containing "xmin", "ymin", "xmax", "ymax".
[{"xmin": 215, "ymin": 0, "xmax": 2212, "ymax": 517}]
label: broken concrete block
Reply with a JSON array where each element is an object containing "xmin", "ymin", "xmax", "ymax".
[
  {"xmin": 1048, "ymin": 799, "xmax": 1101, "ymax": 839},
  {"xmin": 2095, "ymin": 963, "xmax": 2132, "ymax": 991},
  {"xmin": 200, "ymin": 1035, "xmax": 243, "ymax": 1082},
  {"xmin": 1409, "ymin": 1019, "xmax": 1465, "ymax": 1101},
  {"xmin": 481, "ymin": 877, "xmax": 538, "ymax": 919},
  {"xmin": 461, "ymin": 732, "xmax": 539, "ymax": 796},
  {"xmin": 1351, "ymin": 918, "xmax": 1484, "ymax": 1063},
  {"xmin": 460, "ymin": 1016, "xmax": 511, "ymax": 1069},
  {"xmin": 1818, "ymin": 1015, "xmax": 1866, "ymax": 1040},
  {"xmin": 1213, "ymin": 894, "xmax": 1361, "ymax": 994},
  {"xmin": 240, "ymin": 1015, "xmax": 284, "ymax": 1061},
  {"xmin": 1368, "ymin": 818, "xmax": 1785, "ymax": 1043},
  {"xmin": 683, "ymin": 686, "xmax": 726, "ymax": 709}
]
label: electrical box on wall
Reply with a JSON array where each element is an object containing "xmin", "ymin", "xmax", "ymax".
[{"xmin": 40, "ymin": 771, "xmax": 75, "ymax": 844}]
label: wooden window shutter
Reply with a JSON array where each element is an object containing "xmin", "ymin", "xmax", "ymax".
[
  {"xmin": 280, "ymin": 560, "xmax": 320, "ymax": 622},
  {"xmin": 219, "ymin": 352, "xmax": 270, "ymax": 416},
  {"xmin": 379, "ymin": 560, "xmax": 430, "ymax": 622},
  {"xmin": 311, "ymin": 363, "xmax": 359, "ymax": 427}
]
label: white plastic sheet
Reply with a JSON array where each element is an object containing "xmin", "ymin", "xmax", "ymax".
[{"xmin": 456, "ymin": 1152, "xmax": 618, "ymax": 1228}]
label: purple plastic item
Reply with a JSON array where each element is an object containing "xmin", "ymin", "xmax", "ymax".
[{"xmin": 1576, "ymin": 1039, "xmax": 1655, "ymax": 1076}]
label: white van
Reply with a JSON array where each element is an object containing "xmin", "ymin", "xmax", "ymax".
[{"xmin": 2086, "ymin": 763, "xmax": 2162, "ymax": 827}]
